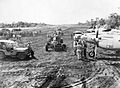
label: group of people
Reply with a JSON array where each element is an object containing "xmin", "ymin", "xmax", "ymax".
[
  {"xmin": 74, "ymin": 36, "xmax": 87, "ymax": 60},
  {"xmin": 47, "ymin": 32, "xmax": 63, "ymax": 45}
]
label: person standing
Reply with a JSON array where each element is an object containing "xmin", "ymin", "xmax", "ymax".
[
  {"xmin": 76, "ymin": 39, "xmax": 84, "ymax": 60},
  {"xmin": 73, "ymin": 38, "xmax": 78, "ymax": 55},
  {"xmin": 77, "ymin": 39, "xmax": 88, "ymax": 60},
  {"xmin": 27, "ymin": 42, "xmax": 37, "ymax": 59},
  {"xmin": 82, "ymin": 40, "xmax": 87, "ymax": 59}
]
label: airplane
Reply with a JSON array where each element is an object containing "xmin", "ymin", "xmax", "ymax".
[{"xmin": 81, "ymin": 27, "xmax": 120, "ymax": 58}]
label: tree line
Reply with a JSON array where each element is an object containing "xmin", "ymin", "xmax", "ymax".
[
  {"xmin": 0, "ymin": 21, "xmax": 47, "ymax": 28},
  {"xmin": 79, "ymin": 13, "xmax": 120, "ymax": 29}
]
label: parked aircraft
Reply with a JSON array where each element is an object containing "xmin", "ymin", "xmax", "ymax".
[{"xmin": 81, "ymin": 27, "xmax": 120, "ymax": 58}]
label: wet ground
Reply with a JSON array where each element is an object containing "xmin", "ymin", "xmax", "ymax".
[{"xmin": 0, "ymin": 26, "xmax": 120, "ymax": 88}]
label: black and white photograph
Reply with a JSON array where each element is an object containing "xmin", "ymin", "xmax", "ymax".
[{"xmin": 0, "ymin": 0, "xmax": 120, "ymax": 88}]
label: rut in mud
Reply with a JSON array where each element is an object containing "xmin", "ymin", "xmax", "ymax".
[{"xmin": 0, "ymin": 26, "xmax": 120, "ymax": 88}]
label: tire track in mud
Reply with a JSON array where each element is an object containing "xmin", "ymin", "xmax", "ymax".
[
  {"xmin": 0, "ymin": 28, "xmax": 68, "ymax": 87},
  {"xmin": 1, "ymin": 27, "xmax": 118, "ymax": 88},
  {"xmin": 0, "ymin": 45, "xmax": 74, "ymax": 88},
  {"xmin": 0, "ymin": 34, "xmax": 95, "ymax": 88},
  {"xmin": 82, "ymin": 60, "xmax": 120, "ymax": 88},
  {"xmin": 0, "ymin": 53, "xmax": 95, "ymax": 87},
  {"xmin": 103, "ymin": 61, "xmax": 120, "ymax": 88},
  {"xmin": 62, "ymin": 60, "xmax": 120, "ymax": 88},
  {"xmin": 62, "ymin": 60, "xmax": 104, "ymax": 88}
]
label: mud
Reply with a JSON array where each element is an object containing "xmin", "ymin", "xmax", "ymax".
[{"xmin": 0, "ymin": 26, "xmax": 120, "ymax": 88}]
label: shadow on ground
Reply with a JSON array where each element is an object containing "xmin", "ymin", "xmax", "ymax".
[{"xmin": 0, "ymin": 56, "xmax": 38, "ymax": 62}]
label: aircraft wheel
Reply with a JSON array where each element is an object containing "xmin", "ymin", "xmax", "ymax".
[
  {"xmin": 88, "ymin": 51, "xmax": 95, "ymax": 58},
  {"xmin": 0, "ymin": 51, "xmax": 5, "ymax": 60}
]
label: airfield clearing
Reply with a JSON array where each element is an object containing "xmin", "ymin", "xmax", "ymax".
[{"xmin": 0, "ymin": 25, "xmax": 120, "ymax": 88}]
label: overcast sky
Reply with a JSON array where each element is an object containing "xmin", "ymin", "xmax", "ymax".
[{"xmin": 0, "ymin": 0, "xmax": 120, "ymax": 24}]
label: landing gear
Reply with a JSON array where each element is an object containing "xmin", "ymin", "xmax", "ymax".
[{"xmin": 88, "ymin": 51, "xmax": 95, "ymax": 58}]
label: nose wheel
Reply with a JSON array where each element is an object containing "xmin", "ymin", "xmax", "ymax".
[{"xmin": 88, "ymin": 51, "xmax": 95, "ymax": 58}]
